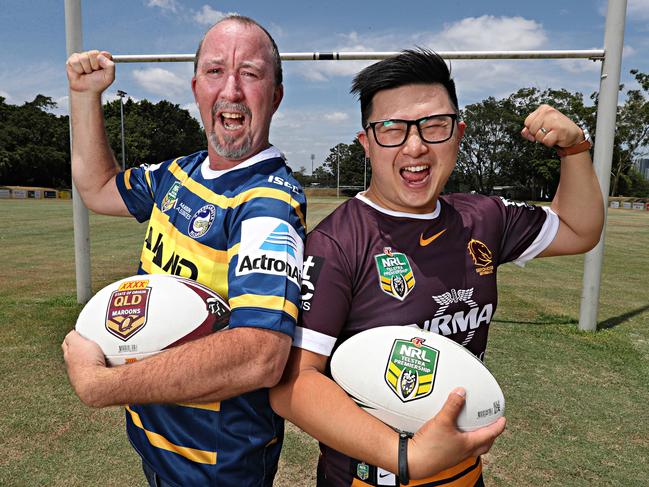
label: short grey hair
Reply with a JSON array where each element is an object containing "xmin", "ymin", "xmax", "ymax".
[{"xmin": 193, "ymin": 14, "xmax": 283, "ymax": 86}]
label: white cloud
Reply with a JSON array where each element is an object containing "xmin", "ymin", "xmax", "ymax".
[
  {"xmin": 181, "ymin": 102, "xmax": 202, "ymax": 125},
  {"xmin": 146, "ymin": 0, "xmax": 179, "ymax": 13},
  {"xmin": 270, "ymin": 107, "xmax": 359, "ymax": 170},
  {"xmin": 132, "ymin": 67, "xmax": 189, "ymax": 97},
  {"xmin": 193, "ymin": 5, "xmax": 228, "ymax": 25},
  {"xmin": 324, "ymin": 111, "xmax": 350, "ymax": 122},
  {"xmin": 424, "ymin": 15, "xmax": 547, "ymax": 51},
  {"xmin": 0, "ymin": 89, "xmax": 12, "ymax": 103},
  {"xmin": 295, "ymin": 16, "xmax": 548, "ymax": 84}
]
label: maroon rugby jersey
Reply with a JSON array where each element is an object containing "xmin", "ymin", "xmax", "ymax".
[{"xmin": 295, "ymin": 192, "xmax": 558, "ymax": 487}]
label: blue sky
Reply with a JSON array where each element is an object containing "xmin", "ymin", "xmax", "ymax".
[{"xmin": 1, "ymin": 0, "xmax": 648, "ymax": 172}]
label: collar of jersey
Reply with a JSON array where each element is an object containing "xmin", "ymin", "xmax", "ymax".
[
  {"xmin": 355, "ymin": 192, "xmax": 441, "ymax": 220},
  {"xmin": 201, "ymin": 146, "xmax": 285, "ymax": 180}
]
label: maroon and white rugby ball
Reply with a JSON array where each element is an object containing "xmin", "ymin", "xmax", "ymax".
[
  {"xmin": 330, "ymin": 326, "xmax": 504, "ymax": 433},
  {"xmin": 75, "ymin": 274, "xmax": 229, "ymax": 365}
]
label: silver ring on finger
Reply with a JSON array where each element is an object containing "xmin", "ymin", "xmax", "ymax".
[{"xmin": 539, "ymin": 127, "xmax": 548, "ymax": 135}]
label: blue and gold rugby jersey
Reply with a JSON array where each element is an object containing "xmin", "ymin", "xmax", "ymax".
[{"xmin": 115, "ymin": 146, "xmax": 306, "ymax": 486}]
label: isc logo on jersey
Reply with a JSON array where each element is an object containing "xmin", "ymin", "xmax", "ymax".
[{"xmin": 236, "ymin": 217, "xmax": 303, "ymax": 286}]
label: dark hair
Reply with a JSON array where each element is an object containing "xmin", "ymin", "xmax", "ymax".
[
  {"xmin": 350, "ymin": 48, "xmax": 459, "ymax": 128},
  {"xmin": 194, "ymin": 14, "xmax": 283, "ymax": 85}
]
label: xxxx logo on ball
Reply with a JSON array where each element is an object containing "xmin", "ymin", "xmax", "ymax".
[
  {"xmin": 105, "ymin": 279, "xmax": 151, "ymax": 341},
  {"xmin": 385, "ymin": 337, "xmax": 438, "ymax": 402},
  {"xmin": 374, "ymin": 248, "xmax": 415, "ymax": 301}
]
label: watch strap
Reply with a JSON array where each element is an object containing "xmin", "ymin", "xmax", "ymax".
[
  {"xmin": 556, "ymin": 126, "xmax": 593, "ymax": 157},
  {"xmin": 398, "ymin": 432, "xmax": 410, "ymax": 485}
]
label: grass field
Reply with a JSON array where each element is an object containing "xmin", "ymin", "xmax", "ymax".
[{"xmin": 0, "ymin": 198, "xmax": 647, "ymax": 486}]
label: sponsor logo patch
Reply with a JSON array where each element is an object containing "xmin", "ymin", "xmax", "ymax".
[
  {"xmin": 300, "ymin": 255, "xmax": 324, "ymax": 312},
  {"xmin": 356, "ymin": 462, "xmax": 370, "ymax": 481},
  {"xmin": 385, "ymin": 337, "xmax": 438, "ymax": 402},
  {"xmin": 105, "ymin": 281, "xmax": 151, "ymax": 341},
  {"xmin": 236, "ymin": 217, "xmax": 303, "ymax": 286},
  {"xmin": 161, "ymin": 181, "xmax": 181, "ymax": 212},
  {"xmin": 467, "ymin": 238, "xmax": 494, "ymax": 276},
  {"xmin": 375, "ymin": 248, "xmax": 415, "ymax": 301},
  {"xmin": 418, "ymin": 288, "xmax": 493, "ymax": 349},
  {"xmin": 188, "ymin": 204, "xmax": 216, "ymax": 238}
]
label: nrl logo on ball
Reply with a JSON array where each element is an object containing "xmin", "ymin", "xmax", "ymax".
[{"xmin": 384, "ymin": 337, "xmax": 439, "ymax": 402}]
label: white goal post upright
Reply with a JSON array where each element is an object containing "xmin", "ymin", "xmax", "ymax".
[
  {"xmin": 64, "ymin": 0, "xmax": 92, "ymax": 304},
  {"xmin": 66, "ymin": 1, "xmax": 627, "ymax": 334},
  {"xmin": 579, "ymin": 0, "xmax": 627, "ymax": 331}
]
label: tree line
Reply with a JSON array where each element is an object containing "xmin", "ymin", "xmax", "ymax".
[
  {"xmin": 1, "ymin": 70, "xmax": 648, "ymax": 198},
  {"xmin": 304, "ymin": 70, "xmax": 649, "ymax": 199},
  {"xmin": 0, "ymin": 96, "xmax": 204, "ymax": 189}
]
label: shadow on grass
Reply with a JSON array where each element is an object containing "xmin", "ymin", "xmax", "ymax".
[
  {"xmin": 597, "ymin": 304, "xmax": 649, "ymax": 330},
  {"xmin": 492, "ymin": 317, "xmax": 578, "ymax": 325},
  {"xmin": 492, "ymin": 310, "xmax": 578, "ymax": 326}
]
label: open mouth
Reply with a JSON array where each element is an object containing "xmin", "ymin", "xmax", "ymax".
[
  {"xmin": 400, "ymin": 164, "xmax": 431, "ymax": 184},
  {"xmin": 221, "ymin": 112, "xmax": 245, "ymax": 131}
]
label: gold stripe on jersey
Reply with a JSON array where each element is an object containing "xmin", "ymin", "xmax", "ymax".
[
  {"xmin": 139, "ymin": 207, "xmax": 229, "ymax": 296},
  {"xmin": 228, "ymin": 243, "xmax": 240, "ymax": 264},
  {"xmin": 229, "ymin": 294, "xmax": 299, "ymax": 321},
  {"xmin": 350, "ymin": 457, "xmax": 481, "ymax": 487},
  {"xmin": 125, "ymin": 406, "xmax": 217, "ymax": 465},
  {"xmin": 176, "ymin": 402, "xmax": 221, "ymax": 412},
  {"xmin": 144, "ymin": 170, "xmax": 153, "ymax": 197},
  {"xmin": 168, "ymin": 160, "xmax": 306, "ymax": 229},
  {"xmin": 123, "ymin": 168, "xmax": 133, "ymax": 190},
  {"xmin": 237, "ymin": 187, "xmax": 306, "ymax": 231}
]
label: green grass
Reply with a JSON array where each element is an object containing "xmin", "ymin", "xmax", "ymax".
[{"xmin": 0, "ymin": 199, "xmax": 647, "ymax": 486}]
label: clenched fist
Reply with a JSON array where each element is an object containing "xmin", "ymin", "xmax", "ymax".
[
  {"xmin": 521, "ymin": 104, "xmax": 585, "ymax": 149},
  {"xmin": 66, "ymin": 50, "xmax": 115, "ymax": 94}
]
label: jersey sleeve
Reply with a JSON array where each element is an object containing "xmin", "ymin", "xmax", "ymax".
[
  {"xmin": 115, "ymin": 161, "xmax": 170, "ymax": 223},
  {"xmin": 293, "ymin": 229, "xmax": 353, "ymax": 357},
  {"xmin": 494, "ymin": 197, "xmax": 559, "ymax": 266},
  {"xmin": 225, "ymin": 186, "xmax": 307, "ymax": 338}
]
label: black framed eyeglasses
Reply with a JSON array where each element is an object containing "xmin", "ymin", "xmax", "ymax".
[{"xmin": 364, "ymin": 113, "xmax": 458, "ymax": 148}]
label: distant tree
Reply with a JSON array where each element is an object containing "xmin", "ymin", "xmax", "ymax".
[
  {"xmin": 456, "ymin": 96, "xmax": 516, "ymax": 195},
  {"xmin": 457, "ymin": 87, "xmax": 595, "ymax": 200},
  {"xmin": 103, "ymin": 98, "xmax": 205, "ymax": 167},
  {"xmin": 610, "ymin": 69, "xmax": 649, "ymax": 196},
  {"xmin": 0, "ymin": 95, "xmax": 70, "ymax": 188},
  {"xmin": 317, "ymin": 139, "xmax": 369, "ymax": 190}
]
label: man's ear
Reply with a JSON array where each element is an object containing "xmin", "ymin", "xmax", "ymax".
[
  {"xmin": 457, "ymin": 120, "xmax": 466, "ymax": 140},
  {"xmin": 272, "ymin": 84, "xmax": 284, "ymax": 113},
  {"xmin": 357, "ymin": 130, "xmax": 370, "ymax": 157}
]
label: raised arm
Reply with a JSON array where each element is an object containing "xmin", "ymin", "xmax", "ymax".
[
  {"xmin": 521, "ymin": 105, "xmax": 604, "ymax": 257},
  {"xmin": 66, "ymin": 50, "xmax": 130, "ymax": 216},
  {"xmin": 269, "ymin": 346, "xmax": 505, "ymax": 480}
]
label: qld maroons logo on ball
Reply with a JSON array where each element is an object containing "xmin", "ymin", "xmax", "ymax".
[
  {"xmin": 105, "ymin": 280, "xmax": 151, "ymax": 341},
  {"xmin": 384, "ymin": 337, "xmax": 438, "ymax": 402}
]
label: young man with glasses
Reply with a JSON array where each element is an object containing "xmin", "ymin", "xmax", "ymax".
[{"xmin": 270, "ymin": 49, "xmax": 603, "ymax": 486}]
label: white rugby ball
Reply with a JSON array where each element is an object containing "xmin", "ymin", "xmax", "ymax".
[
  {"xmin": 75, "ymin": 274, "xmax": 229, "ymax": 365},
  {"xmin": 330, "ymin": 326, "xmax": 504, "ymax": 433}
]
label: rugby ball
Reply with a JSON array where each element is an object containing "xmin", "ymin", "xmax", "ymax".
[
  {"xmin": 330, "ymin": 326, "xmax": 504, "ymax": 433},
  {"xmin": 75, "ymin": 274, "xmax": 229, "ymax": 365}
]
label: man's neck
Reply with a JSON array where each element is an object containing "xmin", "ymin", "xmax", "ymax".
[{"xmin": 206, "ymin": 142, "xmax": 272, "ymax": 171}]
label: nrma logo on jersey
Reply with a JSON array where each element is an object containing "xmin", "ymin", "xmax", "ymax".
[{"xmin": 236, "ymin": 217, "xmax": 303, "ymax": 286}]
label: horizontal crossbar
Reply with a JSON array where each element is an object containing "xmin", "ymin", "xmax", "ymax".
[{"xmin": 112, "ymin": 49, "xmax": 605, "ymax": 63}]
